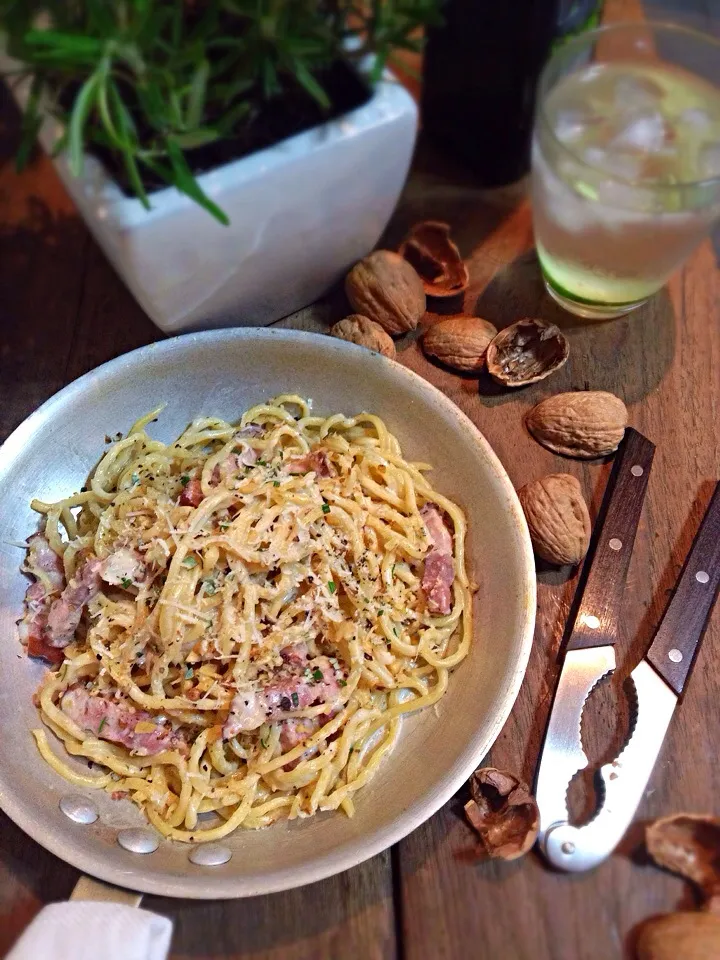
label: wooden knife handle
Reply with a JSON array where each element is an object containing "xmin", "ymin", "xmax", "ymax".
[
  {"xmin": 647, "ymin": 481, "xmax": 720, "ymax": 697},
  {"xmin": 566, "ymin": 428, "xmax": 655, "ymax": 651}
]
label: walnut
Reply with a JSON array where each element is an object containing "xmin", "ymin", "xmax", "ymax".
[
  {"xmin": 486, "ymin": 318, "xmax": 569, "ymax": 387},
  {"xmin": 330, "ymin": 315, "xmax": 396, "ymax": 359},
  {"xmin": 398, "ymin": 221, "xmax": 469, "ymax": 298},
  {"xmin": 646, "ymin": 814, "xmax": 720, "ymax": 912},
  {"xmin": 464, "ymin": 767, "xmax": 539, "ymax": 861},
  {"xmin": 421, "ymin": 316, "xmax": 498, "ymax": 372},
  {"xmin": 636, "ymin": 913, "xmax": 720, "ymax": 960},
  {"xmin": 345, "ymin": 250, "xmax": 426, "ymax": 335},
  {"xmin": 525, "ymin": 391, "xmax": 628, "ymax": 459},
  {"xmin": 518, "ymin": 474, "xmax": 591, "ymax": 566}
]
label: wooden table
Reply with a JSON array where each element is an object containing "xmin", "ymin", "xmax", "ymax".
[{"xmin": 1, "ymin": 2, "xmax": 719, "ymax": 957}]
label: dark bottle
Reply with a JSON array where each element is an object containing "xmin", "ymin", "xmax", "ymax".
[{"xmin": 422, "ymin": 0, "xmax": 600, "ymax": 186}]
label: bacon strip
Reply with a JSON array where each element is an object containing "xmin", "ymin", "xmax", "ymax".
[
  {"xmin": 26, "ymin": 533, "xmax": 65, "ymax": 591},
  {"xmin": 18, "ymin": 535, "xmax": 66, "ymax": 664},
  {"xmin": 62, "ymin": 687, "xmax": 186, "ymax": 756},
  {"xmin": 46, "ymin": 557, "xmax": 103, "ymax": 648},
  {"xmin": 209, "ymin": 447, "xmax": 259, "ymax": 487},
  {"xmin": 179, "ymin": 477, "xmax": 204, "ymax": 507},
  {"xmin": 287, "ymin": 450, "xmax": 335, "ymax": 478},
  {"xmin": 421, "ymin": 504, "xmax": 455, "ymax": 615},
  {"xmin": 223, "ymin": 689, "xmax": 267, "ymax": 739},
  {"xmin": 280, "ymin": 642, "xmax": 309, "ymax": 667},
  {"xmin": 222, "ymin": 656, "xmax": 340, "ymax": 739}
]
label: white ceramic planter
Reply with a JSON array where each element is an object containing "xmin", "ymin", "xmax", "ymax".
[{"xmin": 3, "ymin": 62, "xmax": 417, "ymax": 333}]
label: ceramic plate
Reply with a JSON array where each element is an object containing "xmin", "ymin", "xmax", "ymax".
[{"xmin": 0, "ymin": 329, "xmax": 535, "ymax": 898}]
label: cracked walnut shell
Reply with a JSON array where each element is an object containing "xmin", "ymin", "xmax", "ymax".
[
  {"xmin": 526, "ymin": 391, "xmax": 628, "ymax": 459},
  {"xmin": 345, "ymin": 250, "xmax": 426, "ymax": 335},
  {"xmin": 464, "ymin": 767, "xmax": 539, "ymax": 861},
  {"xmin": 636, "ymin": 913, "xmax": 720, "ymax": 960},
  {"xmin": 422, "ymin": 316, "xmax": 498, "ymax": 372},
  {"xmin": 646, "ymin": 814, "xmax": 720, "ymax": 911},
  {"xmin": 398, "ymin": 221, "xmax": 469, "ymax": 298},
  {"xmin": 486, "ymin": 318, "xmax": 569, "ymax": 387},
  {"xmin": 518, "ymin": 474, "xmax": 591, "ymax": 566},
  {"xmin": 330, "ymin": 315, "xmax": 396, "ymax": 359}
]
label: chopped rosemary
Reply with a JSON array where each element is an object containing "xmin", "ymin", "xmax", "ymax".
[
  {"xmin": 322, "ymin": 502, "xmax": 330, "ymax": 514},
  {"xmin": 291, "ymin": 691, "xmax": 299, "ymax": 708},
  {"xmin": 185, "ymin": 666, "xmax": 194, "ymax": 679},
  {"xmin": 312, "ymin": 668, "xmax": 323, "ymax": 682},
  {"xmin": 180, "ymin": 474, "xmax": 190, "ymax": 486},
  {"xmin": 182, "ymin": 556, "xmax": 197, "ymax": 567},
  {"xmin": 328, "ymin": 581, "xmax": 336, "ymax": 594},
  {"xmin": 98, "ymin": 718, "xmax": 107, "ymax": 734},
  {"xmin": 120, "ymin": 577, "xmax": 132, "ymax": 589}
]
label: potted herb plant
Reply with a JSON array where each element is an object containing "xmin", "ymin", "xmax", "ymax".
[{"xmin": 0, "ymin": 1, "xmax": 439, "ymax": 332}]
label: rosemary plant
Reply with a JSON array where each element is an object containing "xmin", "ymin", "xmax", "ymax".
[{"xmin": 0, "ymin": 1, "xmax": 441, "ymax": 222}]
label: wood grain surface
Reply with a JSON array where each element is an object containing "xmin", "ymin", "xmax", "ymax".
[{"xmin": 1, "ymin": 1, "xmax": 719, "ymax": 957}]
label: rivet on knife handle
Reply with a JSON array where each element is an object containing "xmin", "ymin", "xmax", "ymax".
[
  {"xmin": 566, "ymin": 428, "xmax": 655, "ymax": 651},
  {"xmin": 646, "ymin": 481, "xmax": 720, "ymax": 697}
]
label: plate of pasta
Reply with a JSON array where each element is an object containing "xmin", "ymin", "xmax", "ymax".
[{"xmin": 0, "ymin": 329, "xmax": 535, "ymax": 898}]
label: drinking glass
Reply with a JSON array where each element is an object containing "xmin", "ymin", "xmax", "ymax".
[{"xmin": 531, "ymin": 22, "xmax": 720, "ymax": 319}]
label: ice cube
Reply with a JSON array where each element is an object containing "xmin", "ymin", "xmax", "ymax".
[
  {"xmin": 553, "ymin": 107, "xmax": 594, "ymax": 144},
  {"xmin": 698, "ymin": 141, "xmax": 720, "ymax": 179},
  {"xmin": 577, "ymin": 65, "xmax": 604, "ymax": 85},
  {"xmin": 680, "ymin": 107, "xmax": 713, "ymax": 131},
  {"xmin": 597, "ymin": 178, "xmax": 654, "ymax": 216},
  {"xmin": 611, "ymin": 113, "xmax": 668, "ymax": 154},
  {"xmin": 614, "ymin": 74, "xmax": 664, "ymax": 114},
  {"xmin": 583, "ymin": 146, "xmax": 644, "ymax": 181}
]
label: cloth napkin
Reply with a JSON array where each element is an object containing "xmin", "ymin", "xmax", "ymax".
[{"xmin": 6, "ymin": 901, "xmax": 173, "ymax": 960}]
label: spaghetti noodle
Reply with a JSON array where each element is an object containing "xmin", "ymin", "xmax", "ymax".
[{"xmin": 19, "ymin": 395, "xmax": 472, "ymax": 841}]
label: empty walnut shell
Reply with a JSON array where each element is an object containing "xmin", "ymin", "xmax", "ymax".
[
  {"xmin": 464, "ymin": 767, "xmax": 539, "ymax": 861},
  {"xmin": 398, "ymin": 221, "xmax": 469, "ymax": 298},
  {"xmin": 646, "ymin": 814, "xmax": 720, "ymax": 912},
  {"xmin": 485, "ymin": 318, "xmax": 569, "ymax": 387}
]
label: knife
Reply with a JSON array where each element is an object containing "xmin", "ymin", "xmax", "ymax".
[
  {"xmin": 537, "ymin": 471, "xmax": 720, "ymax": 872},
  {"xmin": 535, "ymin": 427, "xmax": 655, "ymax": 867}
]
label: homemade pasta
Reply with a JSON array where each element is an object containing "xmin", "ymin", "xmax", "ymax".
[{"xmin": 19, "ymin": 395, "xmax": 472, "ymax": 842}]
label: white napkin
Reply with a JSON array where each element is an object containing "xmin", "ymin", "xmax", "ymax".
[{"xmin": 6, "ymin": 901, "xmax": 173, "ymax": 960}]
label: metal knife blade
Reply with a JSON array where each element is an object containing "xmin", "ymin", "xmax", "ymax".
[{"xmin": 541, "ymin": 659, "xmax": 676, "ymax": 871}]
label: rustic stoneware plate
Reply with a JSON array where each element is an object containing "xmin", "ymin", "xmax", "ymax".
[{"xmin": 0, "ymin": 329, "xmax": 535, "ymax": 898}]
